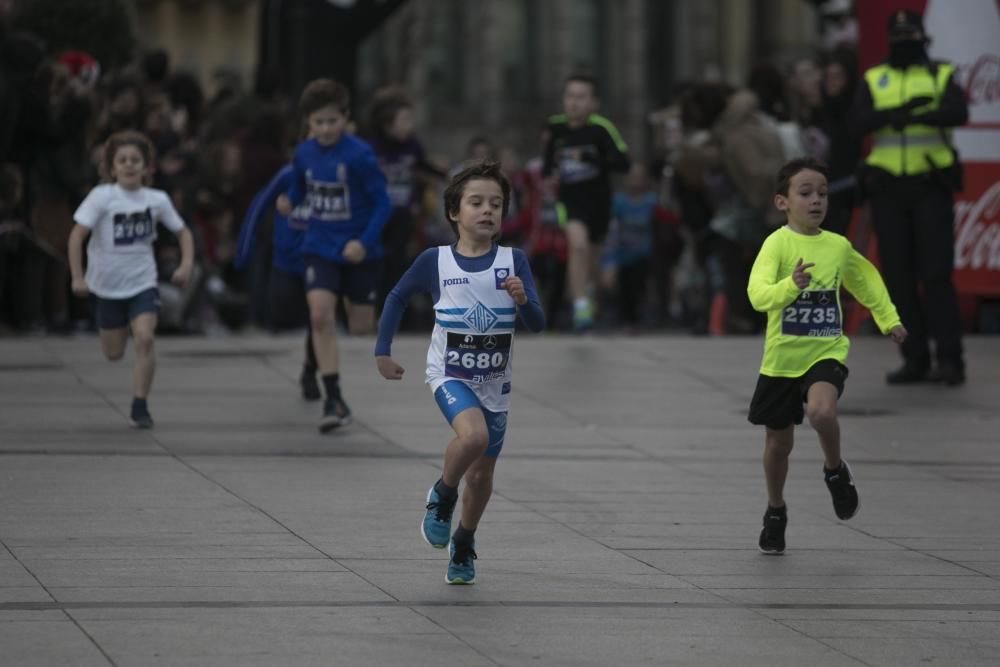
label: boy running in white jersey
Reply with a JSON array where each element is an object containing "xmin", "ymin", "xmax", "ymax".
[{"xmin": 375, "ymin": 161, "xmax": 545, "ymax": 583}]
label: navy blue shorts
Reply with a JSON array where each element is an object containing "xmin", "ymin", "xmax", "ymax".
[
  {"xmin": 95, "ymin": 287, "xmax": 160, "ymax": 330},
  {"xmin": 304, "ymin": 255, "xmax": 381, "ymax": 305},
  {"xmin": 433, "ymin": 381, "xmax": 508, "ymax": 458}
]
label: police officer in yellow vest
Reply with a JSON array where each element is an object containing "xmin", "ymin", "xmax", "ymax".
[{"xmin": 851, "ymin": 9, "xmax": 968, "ymax": 386}]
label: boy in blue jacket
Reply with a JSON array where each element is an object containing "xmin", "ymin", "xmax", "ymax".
[{"xmin": 277, "ymin": 79, "xmax": 391, "ymax": 432}]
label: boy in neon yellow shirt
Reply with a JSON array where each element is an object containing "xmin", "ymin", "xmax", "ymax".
[{"xmin": 747, "ymin": 158, "xmax": 907, "ymax": 554}]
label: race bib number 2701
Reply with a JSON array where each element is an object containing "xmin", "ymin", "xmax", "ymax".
[
  {"xmin": 113, "ymin": 209, "xmax": 155, "ymax": 246},
  {"xmin": 781, "ymin": 290, "xmax": 841, "ymax": 337}
]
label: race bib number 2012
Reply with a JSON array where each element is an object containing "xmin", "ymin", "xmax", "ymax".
[{"xmin": 781, "ymin": 290, "xmax": 841, "ymax": 337}]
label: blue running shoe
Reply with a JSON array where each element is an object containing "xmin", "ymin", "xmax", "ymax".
[
  {"xmin": 421, "ymin": 485, "xmax": 456, "ymax": 548},
  {"xmin": 446, "ymin": 540, "xmax": 477, "ymax": 585}
]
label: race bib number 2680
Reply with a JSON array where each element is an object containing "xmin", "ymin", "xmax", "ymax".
[
  {"xmin": 445, "ymin": 332, "xmax": 511, "ymax": 383},
  {"xmin": 781, "ymin": 290, "xmax": 841, "ymax": 337}
]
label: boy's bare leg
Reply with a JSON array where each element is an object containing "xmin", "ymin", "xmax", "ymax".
[
  {"xmin": 441, "ymin": 408, "xmax": 489, "ymax": 487},
  {"xmin": 99, "ymin": 328, "xmax": 129, "ymax": 362},
  {"xmin": 565, "ymin": 220, "xmax": 590, "ymax": 301},
  {"xmin": 129, "ymin": 312, "xmax": 158, "ymax": 399},
  {"xmin": 306, "ymin": 289, "xmax": 339, "ymax": 373},
  {"xmin": 763, "ymin": 426, "xmax": 794, "ymax": 508},
  {"xmin": 460, "ymin": 456, "xmax": 498, "ymax": 531},
  {"xmin": 806, "ymin": 382, "xmax": 841, "ymax": 470},
  {"xmin": 345, "ymin": 302, "xmax": 375, "ymax": 335}
]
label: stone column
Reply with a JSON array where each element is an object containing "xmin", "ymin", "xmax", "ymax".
[{"xmin": 619, "ymin": 0, "xmax": 647, "ymax": 161}]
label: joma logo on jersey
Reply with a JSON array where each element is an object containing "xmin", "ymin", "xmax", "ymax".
[
  {"xmin": 443, "ymin": 277, "xmax": 470, "ymax": 286},
  {"xmin": 462, "ymin": 302, "xmax": 498, "ymax": 332}
]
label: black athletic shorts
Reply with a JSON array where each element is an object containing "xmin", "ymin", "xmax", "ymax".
[
  {"xmin": 561, "ymin": 194, "xmax": 612, "ymax": 244},
  {"xmin": 747, "ymin": 359, "xmax": 849, "ymax": 430},
  {"xmin": 268, "ymin": 267, "xmax": 308, "ymax": 330}
]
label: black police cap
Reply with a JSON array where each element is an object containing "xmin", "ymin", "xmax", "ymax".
[{"xmin": 887, "ymin": 9, "xmax": 925, "ymax": 38}]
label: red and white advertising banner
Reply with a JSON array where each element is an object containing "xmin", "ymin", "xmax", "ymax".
[{"xmin": 858, "ymin": 0, "xmax": 1000, "ymax": 295}]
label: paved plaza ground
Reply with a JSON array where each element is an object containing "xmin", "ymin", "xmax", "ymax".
[{"xmin": 1, "ymin": 331, "xmax": 998, "ymax": 666}]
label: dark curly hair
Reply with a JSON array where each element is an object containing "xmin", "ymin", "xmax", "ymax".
[
  {"xmin": 100, "ymin": 130, "xmax": 155, "ymax": 185},
  {"xmin": 442, "ymin": 160, "xmax": 511, "ymax": 240}
]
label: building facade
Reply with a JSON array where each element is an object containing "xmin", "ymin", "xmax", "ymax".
[
  {"xmin": 135, "ymin": 0, "xmax": 821, "ymax": 162},
  {"xmin": 356, "ymin": 0, "xmax": 821, "ymax": 162}
]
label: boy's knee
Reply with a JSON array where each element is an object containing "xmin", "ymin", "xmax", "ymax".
[
  {"xmin": 764, "ymin": 428, "xmax": 794, "ymax": 457},
  {"xmin": 806, "ymin": 403, "xmax": 837, "ymax": 430},
  {"xmin": 103, "ymin": 346, "xmax": 125, "ymax": 362},
  {"xmin": 460, "ymin": 429, "xmax": 490, "ymax": 453},
  {"xmin": 310, "ymin": 309, "xmax": 335, "ymax": 333},
  {"xmin": 133, "ymin": 332, "xmax": 155, "ymax": 355}
]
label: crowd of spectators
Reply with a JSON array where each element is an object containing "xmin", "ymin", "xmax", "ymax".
[{"xmin": 1, "ymin": 2, "xmax": 864, "ymax": 338}]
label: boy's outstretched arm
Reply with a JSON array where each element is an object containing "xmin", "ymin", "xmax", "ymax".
[
  {"xmin": 236, "ymin": 166, "xmax": 292, "ymax": 269},
  {"xmin": 843, "ymin": 248, "xmax": 904, "ymax": 337},
  {"xmin": 374, "ymin": 248, "xmax": 439, "ymax": 378},
  {"xmin": 171, "ymin": 227, "xmax": 195, "ymax": 288},
  {"xmin": 68, "ymin": 224, "xmax": 91, "ymax": 297}
]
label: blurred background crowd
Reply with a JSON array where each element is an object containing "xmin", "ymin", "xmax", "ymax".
[{"xmin": 0, "ymin": 0, "xmax": 995, "ymax": 337}]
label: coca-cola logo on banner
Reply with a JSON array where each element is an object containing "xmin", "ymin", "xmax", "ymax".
[
  {"xmin": 955, "ymin": 181, "xmax": 1000, "ymax": 271},
  {"xmin": 956, "ymin": 55, "xmax": 1000, "ymax": 108}
]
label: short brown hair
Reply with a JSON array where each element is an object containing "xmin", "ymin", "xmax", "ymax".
[
  {"xmin": 775, "ymin": 157, "xmax": 829, "ymax": 196},
  {"xmin": 367, "ymin": 86, "xmax": 412, "ymax": 139},
  {"xmin": 299, "ymin": 78, "xmax": 350, "ymax": 118},
  {"xmin": 442, "ymin": 161, "xmax": 511, "ymax": 239},
  {"xmin": 100, "ymin": 130, "xmax": 155, "ymax": 185}
]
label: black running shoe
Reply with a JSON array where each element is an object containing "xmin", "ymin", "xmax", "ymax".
[
  {"xmin": 758, "ymin": 506, "xmax": 787, "ymax": 555},
  {"xmin": 886, "ymin": 362, "xmax": 929, "ymax": 385},
  {"xmin": 300, "ymin": 367, "xmax": 321, "ymax": 401},
  {"xmin": 824, "ymin": 460, "xmax": 859, "ymax": 520},
  {"xmin": 928, "ymin": 362, "xmax": 966, "ymax": 386},
  {"xmin": 318, "ymin": 398, "xmax": 352, "ymax": 433},
  {"xmin": 129, "ymin": 402, "xmax": 154, "ymax": 429}
]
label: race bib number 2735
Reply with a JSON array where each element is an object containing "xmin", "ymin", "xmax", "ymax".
[{"xmin": 781, "ymin": 290, "xmax": 841, "ymax": 337}]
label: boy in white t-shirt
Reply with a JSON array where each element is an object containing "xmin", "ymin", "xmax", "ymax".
[{"xmin": 68, "ymin": 131, "xmax": 194, "ymax": 428}]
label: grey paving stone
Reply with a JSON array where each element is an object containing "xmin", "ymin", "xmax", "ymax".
[
  {"xmin": 0, "ymin": 610, "xmax": 109, "ymax": 667},
  {"xmin": 70, "ymin": 607, "xmax": 497, "ymax": 667}
]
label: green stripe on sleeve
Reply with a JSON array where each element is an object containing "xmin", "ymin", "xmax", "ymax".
[{"xmin": 588, "ymin": 114, "xmax": 628, "ymax": 151}]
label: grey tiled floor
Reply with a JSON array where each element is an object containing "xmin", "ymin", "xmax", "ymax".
[{"xmin": 1, "ymin": 332, "xmax": 998, "ymax": 666}]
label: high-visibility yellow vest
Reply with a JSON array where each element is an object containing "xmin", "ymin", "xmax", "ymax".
[{"xmin": 864, "ymin": 62, "xmax": 956, "ymax": 175}]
